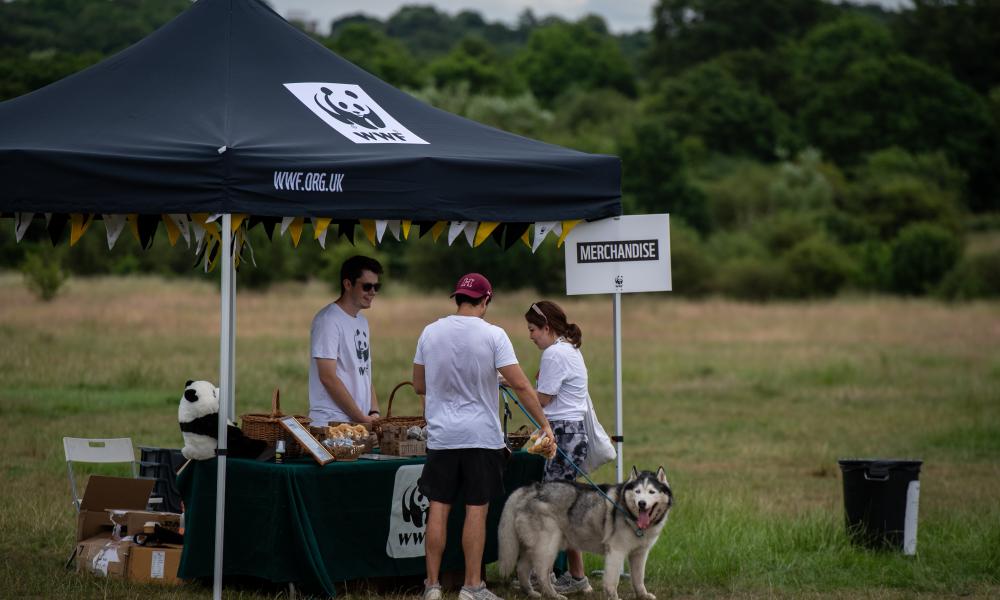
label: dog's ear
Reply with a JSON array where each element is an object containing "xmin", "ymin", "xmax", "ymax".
[
  {"xmin": 628, "ymin": 466, "xmax": 639, "ymax": 482},
  {"xmin": 656, "ymin": 466, "xmax": 669, "ymax": 485},
  {"xmin": 185, "ymin": 379, "xmax": 194, "ymax": 387}
]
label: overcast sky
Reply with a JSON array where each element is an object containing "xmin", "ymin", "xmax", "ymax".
[{"xmin": 266, "ymin": 0, "xmax": 912, "ymax": 34}]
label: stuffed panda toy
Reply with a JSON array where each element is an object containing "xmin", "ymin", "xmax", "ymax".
[{"xmin": 178, "ymin": 380, "xmax": 267, "ymax": 460}]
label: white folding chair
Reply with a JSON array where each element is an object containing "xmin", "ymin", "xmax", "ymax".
[{"xmin": 63, "ymin": 437, "xmax": 138, "ymax": 513}]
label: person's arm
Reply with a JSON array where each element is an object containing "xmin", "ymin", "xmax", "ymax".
[
  {"xmin": 316, "ymin": 358, "xmax": 373, "ymax": 423},
  {"xmin": 412, "ymin": 363, "xmax": 426, "ymax": 396},
  {"xmin": 498, "ymin": 364, "xmax": 553, "ymax": 441},
  {"xmin": 368, "ymin": 383, "xmax": 380, "ymax": 418},
  {"xmin": 537, "ymin": 392, "xmax": 555, "ymax": 407}
]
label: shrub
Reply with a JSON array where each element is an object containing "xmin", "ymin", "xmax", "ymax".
[
  {"xmin": 937, "ymin": 250, "xmax": 1000, "ymax": 300},
  {"xmin": 783, "ymin": 235, "xmax": 856, "ymax": 297},
  {"xmin": 667, "ymin": 222, "xmax": 715, "ymax": 297},
  {"xmin": 889, "ymin": 222, "xmax": 962, "ymax": 294},
  {"xmin": 715, "ymin": 257, "xmax": 790, "ymax": 301},
  {"xmin": 21, "ymin": 246, "xmax": 67, "ymax": 301}
]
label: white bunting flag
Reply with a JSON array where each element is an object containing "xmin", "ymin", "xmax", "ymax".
[
  {"xmin": 14, "ymin": 212, "xmax": 33, "ymax": 242},
  {"xmin": 531, "ymin": 221, "xmax": 559, "ymax": 253},
  {"xmin": 375, "ymin": 220, "xmax": 388, "ymax": 243},
  {"xmin": 279, "ymin": 216, "xmax": 295, "ymax": 236},
  {"xmin": 387, "ymin": 220, "xmax": 401, "ymax": 241},
  {"xmin": 447, "ymin": 221, "xmax": 466, "ymax": 246},
  {"xmin": 463, "ymin": 221, "xmax": 478, "ymax": 246},
  {"xmin": 102, "ymin": 214, "xmax": 127, "ymax": 250}
]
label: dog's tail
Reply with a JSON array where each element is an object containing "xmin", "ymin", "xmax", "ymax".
[{"xmin": 497, "ymin": 487, "xmax": 525, "ymax": 576}]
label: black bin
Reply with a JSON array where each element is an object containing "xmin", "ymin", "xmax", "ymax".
[
  {"xmin": 838, "ymin": 458, "xmax": 922, "ymax": 554},
  {"xmin": 139, "ymin": 447, "xmax": 187, "ymax": 514}
]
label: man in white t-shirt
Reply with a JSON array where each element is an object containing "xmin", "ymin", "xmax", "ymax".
[
  {"xmin": 413, "ymin": 273, "xmax": 553, "ymax": 600},
  {"xmin": 308, "ymin": 255, "xmax": 383, "ymax": 426}
]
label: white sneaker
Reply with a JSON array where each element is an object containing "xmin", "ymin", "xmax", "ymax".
[
  {"xmin": 553, "ymin": 572, "xmax": 592, "ymax": 594},
  {"xmin": 423, "ymin": 580, "xmax": 443, "ymax": 600},
  {"xmin": 459, "ymin": 583, "xmax": 504, "ymax": 600}
]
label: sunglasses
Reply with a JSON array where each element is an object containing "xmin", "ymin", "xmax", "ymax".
[{"xmin": 359, "ymin": 282, "xmax": 381, "ymax": 292}]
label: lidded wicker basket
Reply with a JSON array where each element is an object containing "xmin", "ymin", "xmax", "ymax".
[{"xmin": 240, "ymin": 388, "xmax": 311, "ymax": 457}]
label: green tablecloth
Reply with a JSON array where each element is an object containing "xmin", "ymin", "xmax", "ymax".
[{"xmin": 176, "ymin": 452, "xmax": 543, "ymax": 596}]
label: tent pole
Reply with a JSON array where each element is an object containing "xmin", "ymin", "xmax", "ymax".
[
  {"xmin": 228, "ymin": 237, "xmax": 236, "ymax": 419},
  {"xmin": 213, "ymin": 213, "xmax": 233, "ymax": 600},
  {"xmin": 613, "ymin": 291, "xmax": 623, "ymax": 483}
]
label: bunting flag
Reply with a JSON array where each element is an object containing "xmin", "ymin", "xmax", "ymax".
[
  {"xmin": 163, "ymin": 215, "xmax": 182, "ymax": 247},
  {"xmin": 337, "ymin": 220, "xmax": 356, "ymax": 244},
  {"xmin": 463, "ymin": 221, "xmax": 478, "ymax": 246},
  {"xmin": 387, "ymin": 220, "xmax": 401, "ymax": 241},
  {"xmin": 313, "ymin": 217, "xmax": 332, "ymax": 238},
  {"xmin": 103, "ymin": 214, "xmax": 127, "ymax": 249},
  {"xmin": 557, "ymin": 219, "xmax": 581, "ymax": 247},
  {"xmin": 360, "ymin": 220, "xmax": 377, "ymax": 246},
  {"xmin": 490, "ymin": 222, "xmax": 505, "ymax": 247},
  {"xmin": 127, "ymin": 214, "xmax": 140, "ymax": 243},
  {"xmin": 69, "ymin": 214, "xmax": 95, "ymax": 246},
  {"xmin": 520, "ymin": 227, "xmax": 531, "ymax": 249},
  {"xmin": 401, "ymin": 220, "xmax": 412, "ymax": 240},
  {"xmin": 430, "ymin": 221, "xmax": 447, "ymax": 242},
  {"xmin": 375, "ymin": 219, "xmax": 388, "ymax": 243},
  {"xmin": 530, "ymin": 221, "xmax": 557, "ymax": 253},
  {"xmin": 474, "ymin": 222, "xmax": 499, "ymax": 247},
  {"xmin": 503, "ymin": 222, "xmax": 530, "ymax": 250},
  {"xmin": 416, "ymin": 221, "xmax": 435, "ymax": 238},
  {"xmin": 137, "ymin": 214, "xmax": 160, "ymax": 249},
  {"xmin": 287, "ymin": 217, "xmax": 304, "ymax": 247},
  {"xmin": 44, "ymin": 213, "xmax": 52, "ymax": 227},
  {"xmin": 279, "ymin": 216, "xmax": 295, "ymax": 236},
  {"xmin": 48, "ymin": 213, "xmax": 68, "ymax": 246},
  {"xmin": 447, "ymin": 221, "xmax": 466, "ymax": 246},
  {"xmin": 166, "ymin": 214, "xmax": 191, "ymax": 246},
  {"xmin": 313, "ymin": 217, "xmax": 332, "ymax": 248},
  {"xmin": 15, "ymin": 212, "xmax": 33, "ymax": 242},
  {"xmin": 231, "ymin": 214, "xmax": 247, "ymax": 232}
]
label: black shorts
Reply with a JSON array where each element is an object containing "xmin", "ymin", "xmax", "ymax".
[{"xmin": 418, "ymin": 448, "xmax": 507, "ymax": 506}]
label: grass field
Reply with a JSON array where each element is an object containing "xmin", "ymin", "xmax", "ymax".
[{"xmin": 1, "ymin": 273, "xmax": 998, "ymax": 599}]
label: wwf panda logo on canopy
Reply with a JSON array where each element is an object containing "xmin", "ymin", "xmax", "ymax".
[{"xmin": 284, "ymin": 82, "xmax": 428, "ymax": 144}]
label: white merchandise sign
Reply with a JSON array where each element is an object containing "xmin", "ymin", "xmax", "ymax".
[
  {"xmin": 564, "ymin": 214, "xmax": 672, "ymax": 295},
  {"xmin": 385, "ymin": 464, "xmax": 428, "ymax": 558}
]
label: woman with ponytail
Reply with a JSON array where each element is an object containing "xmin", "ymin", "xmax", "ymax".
[{"xmin": 523, "ymin": 300, "xmax": 593, "ymax": 593}]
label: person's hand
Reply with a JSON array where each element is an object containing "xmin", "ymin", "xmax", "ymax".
[{"xmin": 541, "ymin": 424, "xmax": 556, "ymax": 458}]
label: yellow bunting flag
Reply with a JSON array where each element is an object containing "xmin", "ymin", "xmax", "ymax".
[
  {"xmin": 288, "ymin": 217, "xmax": 304, "ymax": 247},
  {"xmin": 360, "ymin": 219, "xmax": 377, "ymax": 246},
  {"xmin": 69, "ymin": 214, "xmax": 94, "ymax": 246},
  {"xmin": 557, "ymin": 220, "xmax": 581, "ymax": 247},
  {"xmin": 127, "ymin": 214, "xmax": 140, "ymax": 243},
  {"xmin": 520, "ymin": 227, "xmax": 531, "ymax": 248},
  {"xmin": 401, "ymin": 220, "xmax": 412, "ymax": 240},
  {"xmin": 474, "ymin": 222, "xmax": 499, "ymax": 247},
  {"xmin": 231, "ymin": 214, "xmax": 247, "ymax": 233},
  {"xmin": 162, "ymin": 214, "xmax": 181, "ymax": 247},
  {"xmin": 430, "ymin": 221, "xmax": 446, "ymax": 242},
  {"xmin": 313, "ymin": 217, "xmax": 332, "ymax": 239}
]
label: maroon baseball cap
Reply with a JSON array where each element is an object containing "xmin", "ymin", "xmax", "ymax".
[{"xmin": 450, "ymin": 273, "xmax": 493, "ymax": 300}]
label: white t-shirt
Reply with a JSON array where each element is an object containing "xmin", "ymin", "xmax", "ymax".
[
  {"xmin": 413, "ymin": 315, "xmax": 518, "ymax": 450},
  {"xmin": 308, "ymin": 302, "xmax": 372, "ymax": 425},
  {"xmin": 537, "ymin": 339, "xmax": 588, "ymax": 422}
]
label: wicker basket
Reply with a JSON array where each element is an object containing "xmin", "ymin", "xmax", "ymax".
[
  {"xmin": 505, "ymin": 425, "xmax": 532, "ymax": 451},
  {"xmin": 372, "ymin": 381, "xmax": 426, "ymax": 438},
  {"xmin": 241, "ymin": 388, "xmax": 311, "ymax": 457}
]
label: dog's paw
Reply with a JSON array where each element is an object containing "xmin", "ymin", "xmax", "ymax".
[
  {"xmin": 635, "ymin": 592, "xmax": 655, "ymax": 600},
  {"xmin": 525, "ymin": 590, "xmax": 541, "ymax": 598},
  {"xmin": 603, "ymin": 590, "xmax": 619, "ymax": 600}
]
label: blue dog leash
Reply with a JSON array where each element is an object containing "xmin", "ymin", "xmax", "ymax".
[{"xmin": 499, "ymin": 385, "xmax": 644, "ymax": 537}]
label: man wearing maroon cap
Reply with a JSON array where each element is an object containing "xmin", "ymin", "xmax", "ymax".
[{"xmin": 413, "ymin": 273, "xmax": 553, "ymax": 600}]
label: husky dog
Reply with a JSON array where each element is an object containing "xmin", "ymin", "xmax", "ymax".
[{"xmin": 498, "ymin": 467, "xmax": 672, "ymax": 600}]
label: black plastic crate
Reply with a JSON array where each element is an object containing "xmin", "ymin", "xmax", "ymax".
[{"xmin": 139, "ymin": 447, "xmax": 186, "ymax": 513}]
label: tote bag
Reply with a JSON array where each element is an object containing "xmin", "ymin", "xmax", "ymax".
[{"xmin": 582, "ymin": 393, "xmax": 616, "ymax": 473}]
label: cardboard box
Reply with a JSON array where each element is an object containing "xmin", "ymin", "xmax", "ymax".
[
  {"xmin": 76, "ymin": 536, "xmax": 132, "ymax": 578},
  {"xmin": 127, "ymin": 544, "xmax": 183, "ymax": 585},
  {"xmin": 77, "ymin": 475, "xmax": 154, "ymax": 542},
  {"xmin": 110, "ymin": 509, "xmax": 182, "ymax": 539}
]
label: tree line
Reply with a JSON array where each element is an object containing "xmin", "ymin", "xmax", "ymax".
[{"xmin": 2, "ymin": 0, "xmax": 999, "ymax": 300}]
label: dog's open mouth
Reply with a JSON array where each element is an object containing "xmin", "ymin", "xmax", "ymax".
[{"xmin": 637, "ymin": 508, "xmax": 651, "ymax": 529}]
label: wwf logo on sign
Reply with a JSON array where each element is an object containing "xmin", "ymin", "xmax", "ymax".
[
  {"xmin": 284, "ymin": 83, "xmax": 428, "ymax": 145},
  {"xmin": 615, "ymin": 275, "xmax": 624, "ymax": 289}
]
